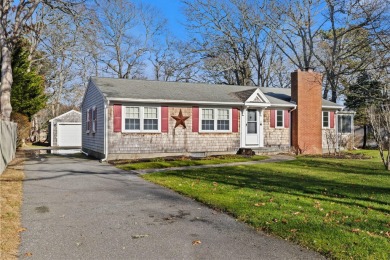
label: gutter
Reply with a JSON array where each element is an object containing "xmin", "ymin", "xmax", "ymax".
[
  {"xmin": 100, "ymin": 99, "xmax": 109, "ymax": 163},
  {"xmin": 107, "ymin": 97, "xmax": 244, "ymax": 106},
  {"xmin": 322, "ymin": 105, "xmax": 344, "ymax": 110}
]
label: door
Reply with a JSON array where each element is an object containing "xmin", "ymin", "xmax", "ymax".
[
  {"xmin": 58, "ymin": 123, "xmax": 82, "ymax": 147},
  {"xmin": 245, "ymin": 109, "xmax": 259, "ymax": 146}
]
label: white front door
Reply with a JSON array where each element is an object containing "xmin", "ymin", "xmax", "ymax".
[{"xmin": 244, "ymin": 109, "xmax": 262, "ymax": 146}]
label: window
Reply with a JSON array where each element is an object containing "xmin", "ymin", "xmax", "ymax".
[
  {"xmin": 125, "ymin": 107, "xmax": 140, "ymax": 130},
  {"xmin": 217, "ymin": 109, "xmax": 229, "ymax": 130},
  {"xmin": 276, "ymin": 110, "xmax": 284, "ymax": 127},
  {"xmin": 323, "ymin": 111, "xmax": 330, "ymax": 128},
  {"xmin": 143, "ymin": 107, "xmax": 158, "ymax": 130},
  {"xmin": 200, "ymin": 108, "xmax": 231, "ymax": 132},
  {"xmin": 123, "ymin": 106, "xmax": 160, "ymax": 132},
  {"xmin": 86, "ymin": 109, "xmax": 91, "ymax": 133},
  {"xmin": 338, "ymin": 115, "xmax": 352, "ymax": 134},
  {"xmin": 247, "ymin": 110, "xmax": 257, "ymax": 134},
  {"xmin": 202, "ymin": 109, "xmax": 214, "ymax": 130},
  {"xmin": 92, "ymin": 107, "xmax": 97, "ymax": 133}
]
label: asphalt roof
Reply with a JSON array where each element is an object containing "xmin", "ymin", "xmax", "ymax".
[{"xmin": 91, "ymin": 77, "xmax": 341, "ymax": 108}]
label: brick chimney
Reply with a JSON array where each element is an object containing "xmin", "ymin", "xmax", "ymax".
[{"xmin": 291, "ymin": 69, "xmax": 323, "ymax": 154}]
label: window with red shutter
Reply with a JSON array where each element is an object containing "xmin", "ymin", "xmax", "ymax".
[
  {"xmin": 161, "ymin": 106, "xmax": 168, "ymax": 133},
  {"xmin": 113, "ymin": 104, "xmax": 122, "ymax": 132},
  {"xmin": 270, "ymin": 110, "xmax": 276, "ymax": 128},
  {"xmin": 232, "ymin": 108, "xmax": 239, "ymax": 132},
  {"xmin": 284, "ymin": 110, "xmax": 290, "ymax": 128},
  {"xmin": 192, "ymin": 106, "xmax": 199, "ymax": 132},
  {"xmin": 330, "ymin": 111, "xmax": 335, "ymax": 128}
]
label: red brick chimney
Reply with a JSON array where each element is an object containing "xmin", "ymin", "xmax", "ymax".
[{"xmin": 291, "ymin": 69, "xmax": 323, "ymax": 154}]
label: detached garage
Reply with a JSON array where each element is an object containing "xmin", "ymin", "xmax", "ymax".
[{"xmin": 49, "ymin": 110, "xmax": 82, "ymax": 147}]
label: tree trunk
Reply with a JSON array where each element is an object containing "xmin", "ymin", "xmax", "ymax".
[
  {"xmin": 363, "ymin": 124, "xmax": 367, "ymax": 149},
  {"xmin": 323, "ymin": 84, "xmax": 329, "ymax": 100},
  {"xmin": 1, "ymin": 44, "xmax": 13, "ymax": 121}
]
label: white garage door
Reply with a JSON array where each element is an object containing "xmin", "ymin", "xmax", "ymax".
[{"xmin": 58, "ymin": 123, "xmax": 81, "ymax": 147}]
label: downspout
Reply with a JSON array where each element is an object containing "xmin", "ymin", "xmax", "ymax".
[
  {"xmin": 50, "ymin": 121, "xmax": 54, "ymax": 147},
  {"xmin": 100, "ymin": 99, "xmax": 109, "ymax": 162},
  {"xmin": 289, "ymin": 105, "xmax": 297, "ymax": 148}
]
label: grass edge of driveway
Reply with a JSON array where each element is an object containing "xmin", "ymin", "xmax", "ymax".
[{"xmin": 0, "ymin": 156, "xmax": 25, "ymax": 259}]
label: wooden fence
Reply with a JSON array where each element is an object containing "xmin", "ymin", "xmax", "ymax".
[{"xmin": 0, "ymin": 120, "xmax": 17, "ymax": 174}]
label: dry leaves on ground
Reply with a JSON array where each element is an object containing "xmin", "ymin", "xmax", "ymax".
[{"xmin": 0, "ymin": 157, "xmax": 25, "ymax": 259}]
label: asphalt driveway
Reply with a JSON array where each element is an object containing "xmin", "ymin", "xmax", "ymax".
[{"xmin": 20, "ymin": 154, "xmax": 324, "ymax": 259}]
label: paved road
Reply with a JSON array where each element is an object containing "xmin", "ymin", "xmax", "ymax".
[{"xmin": 20, "ymin": 154, "xmax": 324, "ymax": 260}]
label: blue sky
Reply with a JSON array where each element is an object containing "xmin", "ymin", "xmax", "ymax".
[{"xmin": 143, "ymin": 0, "xmax": 187, "ymax": 37}]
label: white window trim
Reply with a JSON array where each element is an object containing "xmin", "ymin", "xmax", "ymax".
[
  {"xmin": 338, "ymin": 114, "xmax": 352, "ymax": 134},
  {"xmin": 199, "ymin": 108, "xmax": 232, "ymax": 133},
  {"xmin": 275, "ymin": 110, "xmax": 284, "ymax": 128},
  {"xmin": 322, "ymin": 111, "xmax": 330, "ymax": 128},
  {"xmin": 86, "ymin": 108, "xmax": 91, "ymax": 134},
  {"xmin": 122, "ymin": 105, "xmax": 161, "ymax": 133},
  {"xmin": 93, "ymin": 106, "xmax": 98, "ymax": 134}
]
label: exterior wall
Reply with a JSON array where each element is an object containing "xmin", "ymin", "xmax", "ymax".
[
  {"xmin": 81, "ymin": 81, "xmax": 106, "ymax": 159},
  {"xmin": 291, "ymin": 70, "xmax": 323, "ymax": 154},
  {"xmin": 263, "ymin": 109, "xmax": 290, "ymax": 148},
  {"xmin": 322, "ymin": 128, "xmax": 337, "ymax": 150},
  {"xmin": 51, "ymin": 111, "xmax": 81, "ymax": 146},
  {"xmin": 107, "ymin": 105, "xmax": 240, "ymax": 160}
]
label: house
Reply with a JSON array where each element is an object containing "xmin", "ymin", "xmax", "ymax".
[
  {"xmin": 81, "ymin": 69, "xmax": 353, "ymax": 160},
  {"xmin": 49, "ymin": 110, "xmax": 82, "ymax": 147}
]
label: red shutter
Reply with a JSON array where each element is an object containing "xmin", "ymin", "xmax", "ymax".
[
  {"xmin": 284, "ymin": 110, "xmax": 289, "ymax": 128},
  {"xmin": 232, "ymin": 108, "xmax": 239, "ymax": 132},
  {"xmin": 192, "ymin": 106, "xmax": 199, "ymax": 132},
  {"xmin": 161, "ymin": 106, "xmax": 168, "ymax": 133},
  {"xmin": 270, "ymin": 110, "xmax": 275, "ymax": 128},
  {"xmin": 113, "ymin": 104, "xmax": 122, "ymax": 132},
  {"xmin": 330, "ymin": 111, "xmax": 335, "ymax": 128}
]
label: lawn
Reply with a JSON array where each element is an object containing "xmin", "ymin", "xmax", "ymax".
[
  {"xmin": 142, "ymin": 150, "xmax": 390, "ymax": 259},
  {"xmin": 0, "ymin": 157, "xmax": 25, "ymax": 259},
  {"xmin": 116, "ymin": 155, "xmax": 268, "ymax": 170}
]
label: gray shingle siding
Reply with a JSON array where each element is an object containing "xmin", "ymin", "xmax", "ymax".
[
  {"xmin": 50, "ymin": 111, "xmax": 81, "ymax": 147},
  {"xmin": 82, "ymin": 80, "xmax": 105, "ymax": 158}
]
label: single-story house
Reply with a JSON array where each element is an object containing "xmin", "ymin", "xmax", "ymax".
[
  {"xmin": 49, "ymin": 110, "xmax": 82, "ymax": 147},
  {"xmin": 81, "ymin": 69, "xmax": 354, "ymax": 160}
]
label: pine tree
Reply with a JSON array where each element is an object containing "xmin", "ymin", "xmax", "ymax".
[
  {"xmin": 345, "ymin": 73, "xmax": 383, "ymax": 148},
  {"xmin": 9, "ymin": 40, "xmax": 47, "ymax": 120}
]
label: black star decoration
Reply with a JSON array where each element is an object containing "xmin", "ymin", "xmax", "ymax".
[{"xmin": 171, "ymin": 109, "xmax": 190, "ymax": 129}]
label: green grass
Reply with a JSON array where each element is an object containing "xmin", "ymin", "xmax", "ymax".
[
  {"xmin": 116, "ymin": 155, "xmax": 268, "ymax": 170},
  {"xmin": 142, "ymin": 150, "xmax": 390, "ymax": 259}
]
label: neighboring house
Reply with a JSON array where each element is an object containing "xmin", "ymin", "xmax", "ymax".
[
  {"xmin": 81, "ymin": 70, "xmax": 354, "ymax": 160},
  {"xmin": 49, "ymin": 110, "xmax": 82, "ymax": 147}
]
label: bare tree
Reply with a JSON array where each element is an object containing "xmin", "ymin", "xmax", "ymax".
[
  {"xmin": 367, "ymin": 103, "xmax": 390, "ymax": 171},
  {"xmin": 37, "ymin": 5, "xmax": 91, "ymax": 117},
  {"xmin": 91, "ymin": 0, "xmax": 166, "ymax": 79},
  {"xmin": 149, "ymin": 38, "xmax": 201, "ymax": 82},
  {"xmin": 265, "ymin": 0, "xmax": 323, "ymax": 70},
  {"xmin": 183, "ymin": 0, "xmax": 257, "ymax": 85},
  {"xmin": 265, "ymin": 0, "xmax": 387, "ymax": 101},
  {"xmin": 182, "ymin": 0, "xmax": 290, "ymax": 87},
  {"xmin": 0, "ymin": 0, "xmax": 81, "ymax": 121},
  {"xmin": 314, "ymin": 0, "xmax": 386, "ymax": 102},
  {"xmin": 1, "ymin": 1, "xmax": 42, "ymax": 120}
]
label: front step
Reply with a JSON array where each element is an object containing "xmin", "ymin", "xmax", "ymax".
[{"xmin": 240, "ymin": 146, "xmax": 291, "ymax": 155}]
